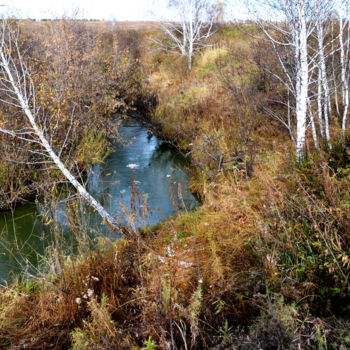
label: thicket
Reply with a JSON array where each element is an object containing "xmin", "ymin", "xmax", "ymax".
[
  {"xmin": 1, "ymin": 22, "xmax": 350, "ymax": 349},
  {"xmin": 0, "ymin": 20, "xmax": 147, "ymax": 209}
]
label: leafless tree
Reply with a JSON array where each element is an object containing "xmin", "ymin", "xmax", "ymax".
[
  {"xmin": 0, "ymin": 22, "xmax": 120, "ymax": 231},
  {"xmin": 335, "ymin": 1, "xmax": 350, "ymax": 133},
  {"xmin": 248, "ymin": 0, "xmax": 320, "ymax": 160},
  {"xmin": 159, "ymin": 0, "xmax": 217, "ymax": 70},
  {"xmin": 313, "ymin": 0, "xmax": 334, "ymax": 144},
  {"xmin": 246, "ymin": 0, "xmax": 342, "ymax": 160}
]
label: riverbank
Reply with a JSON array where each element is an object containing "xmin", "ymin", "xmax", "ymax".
[
  {"xmin": 0, "ymin": 117, "xmax": 199, "ymax": 282},
  {"xmin": 1, "ymin": 22, "xmax": 350, "ymax": 349},
  {"xmin": 0, "ymin": 19, "xmax": 150, "ymax": 211}
]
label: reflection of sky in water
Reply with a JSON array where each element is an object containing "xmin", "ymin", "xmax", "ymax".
[
  {"xmin": 0, "ymin": 118, "xmax": 199, "ymax": 282},
  {"xmin": 86, "ymin": 118, "xmax": 199, "ymax": 231}
]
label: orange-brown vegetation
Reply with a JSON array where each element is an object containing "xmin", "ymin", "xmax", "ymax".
[
  {"xmin": 0, "ymin": 19, "xmax": 147, "ymax": 209},
  {"xmin": 1, "ymin": 22, "xmax": 350, "ymax": 350}
]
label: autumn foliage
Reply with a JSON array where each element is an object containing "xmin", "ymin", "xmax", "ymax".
[{"xmin": 1, "ymin": 21, "xmax": 350, "ymax": 350}]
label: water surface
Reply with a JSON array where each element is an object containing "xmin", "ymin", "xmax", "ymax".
[{"xmin": 0, "ymin": 118, "xmax": 199, "ymax": 282}]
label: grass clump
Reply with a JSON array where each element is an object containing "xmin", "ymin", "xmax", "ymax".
[
  {"xmin": 76, "ymin": 132, "xmax": 113, "ymax": 166},
  {"xmin": 0, "ymin": 239, "xmax": 141, "ymax": 349}
]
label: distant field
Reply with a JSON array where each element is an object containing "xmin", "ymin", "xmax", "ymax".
[
  {"xmin": 114, "ymin": 21, "xmax": 159, "ymax": 30},
  {"xmin": 22, "ymin": 19, "xmax": 160, "ymax": 31}
]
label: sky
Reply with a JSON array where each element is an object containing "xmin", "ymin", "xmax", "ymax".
[
  {"xmin": 1, "ymin": 0, "xmax": 174, "ymax": 21},
  {"xmin": 1, "ymin": 0, "xmax": 248, "ymax": 21}
]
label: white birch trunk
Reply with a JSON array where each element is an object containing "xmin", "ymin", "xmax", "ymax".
[
  {"xmin": 181, "ymin": 21, "xmax": 187, "ymax": 56},
  {"xmin": 317, "ymin": 20, "xmax": 331, "ymax": 143},
  {"xmin": 310, "ymin": 112, "xmax": 319, "ymax": 149},
  {"xmin": 317, "ymin": 68, "xmax": 325, "ymax": 138},
  {"xmin": 188, "ymin": 0, "xmax": 194, "ymax": 70},
  {"xmin": 339, "ymin": 16, "xmax": 350, "ymax": 132},
  {"xmin": 295, "ymin": 1, "xmax": 308, "ymax": 161}
]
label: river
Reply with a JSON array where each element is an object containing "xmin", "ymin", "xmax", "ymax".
[{"xmin": 0, "ymin": 118, "xmax": 199, "ymax": 283}]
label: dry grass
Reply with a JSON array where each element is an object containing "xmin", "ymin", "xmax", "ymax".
[
  {"xmin": 0, "ymin": 239, "xmax": 141, "ymax": 349},
  {"xmin": 1, "ymin": 136, "xmax": 350, "ymax": 349},
  {"xmin": 1, "ymin": 22, "xmax": 350, "ymax": 349}
]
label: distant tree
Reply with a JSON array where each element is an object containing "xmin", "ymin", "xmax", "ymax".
[{"xmin": 159, "ymin": 0, "xmax": 217, "ymax": 70}]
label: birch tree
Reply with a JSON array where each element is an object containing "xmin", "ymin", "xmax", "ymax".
[
  {"xmin": 336, "ymin": 1, "xmax": 350, "ymax": 133},
  {"xmin": 246, "ymin": 0, "xmax": 347, "ymax": 159},
  {"xmin": 314, "ymin": 0, "xmax": 334, "ymax": 144},
  {"xmin": 249, "ymin": 0, "xmax": 319, "ymax": 160},
  {"xmin": 0, "ymin": 22, "xmax": 120, "ymax": 231},
  {"xmin": 294, "ymin": 1, "xmax": 311, "ymax": 160},
  {"xmin": 160, "ymin": 0, "xmax": 216, "ymax": 70}
]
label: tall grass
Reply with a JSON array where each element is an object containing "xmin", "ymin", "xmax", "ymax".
[{"xmin": 1, "ymin": 22, "xmax": 350, "ymax": 349}]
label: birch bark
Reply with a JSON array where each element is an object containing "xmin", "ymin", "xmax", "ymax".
[
  {"xmin": 339, "ymin": 15, "xmax": 350, "ymax": 132},
  {"xmin": 317, "ymin": 19, "xmax": 331, "ymax": 143},
  {"xmin": 295, "ymin": 1, "xmax": 309, "ymax": 161}
]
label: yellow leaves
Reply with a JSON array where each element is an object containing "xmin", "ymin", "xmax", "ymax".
[
  {"xmin": 45, "ymin": 218, "xmax": 53, "ymax": 226},
  {"xmin": 91, "ymin": 157, "xmax": 104, "ymax": 163},
  {"xmin": 338, "ymin": 253, "xmax": 350, "ymax": 269}
]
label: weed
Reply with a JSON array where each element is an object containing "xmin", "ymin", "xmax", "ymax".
[{"xmin": 142, "ymin": 337, "xmax": 157, "ymax": 350}]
